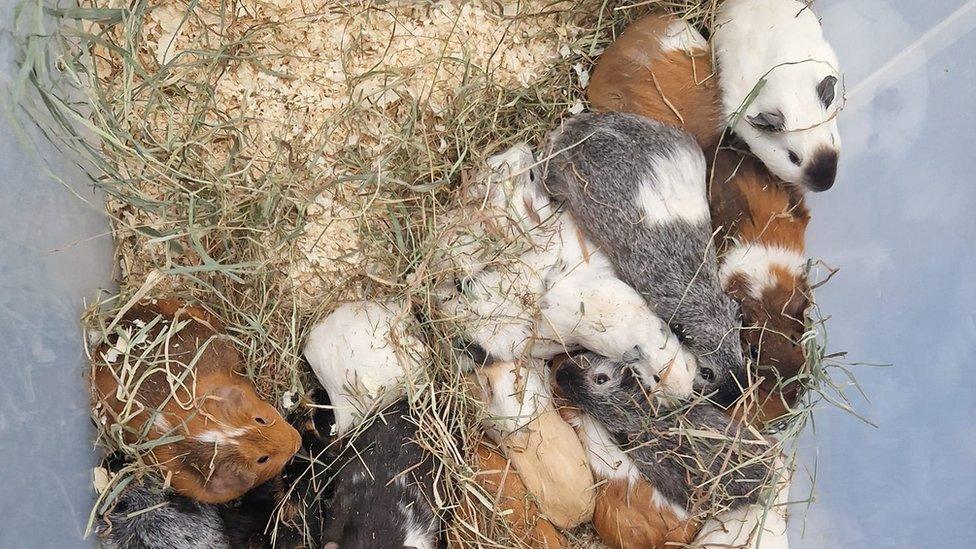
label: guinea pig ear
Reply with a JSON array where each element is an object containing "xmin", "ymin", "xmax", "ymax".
[
  {"xmin": 621, "ymin": 345, "xmax": 645, "ymax": 364},
  {"xmin": 746, "ymin": 111, "xmax": 785, "ymax": 132},
  {"xmin": 817, "ymin": 75, "xmax": 838, "ymax": 108},
  {"xmin": 323, "ymin": 543, "xmax": 339, "ymax": 549},
  {"xmin": 211, "ymin": 385, "xmax": 246, "ymax": 409},
  {"xmin": 206, "ymin": 465, "xmax": 257, "ymax": 502}
]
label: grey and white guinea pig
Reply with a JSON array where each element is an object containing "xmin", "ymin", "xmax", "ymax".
[
  {"xmin": 553, "ymin": 352, "xmax": 772, "ymax": 514},
  {"xmin": 98, "ymin": 485, "xmax": 230, "ymax": 549},
  {"xmin": 543, "ymin": 112, "xmax": 744, "ymax": 405},
  {"xmin": 713, "ymin": 0, "xmax": 842, "ymax": 192},
  {"xmin": 322, "ymin": 398, "xmax": 440, "ymax": 549}
]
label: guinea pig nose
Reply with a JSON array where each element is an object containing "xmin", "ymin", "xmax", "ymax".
[
  {"xmin": 698, "ymin": 366, "xmax": 716, "ymax": 383},
  {"xmin": 804, "ymin": 148, "xmax": 839, "ymax": 192}
]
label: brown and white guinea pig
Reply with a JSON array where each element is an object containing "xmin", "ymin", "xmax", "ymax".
[
  {"xmin": 221, "ymin": 387, "xmax": 338, "ymax": 548},
  {"xmin": 322, "ymin": 399, "xmax": 440, "ymax": 549},
  {"xmin": 450, "ymin": 443, "xmax": 568, "ymax": 549},
  {"xmin": 92, "ymin": 299, "xmax": 301, "ymax": 504},
  {"xmin": 470, "ymin": 360, "xmax": 595, "ymax": 529},
  {"xmin": 711, "ymin": 152, "xmax": 812, "ymax": 426},
  {"xmin": 588, "ymin": 14, "xmax": 812, "ymax": 425}
]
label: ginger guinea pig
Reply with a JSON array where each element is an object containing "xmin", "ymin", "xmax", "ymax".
[
  {"xmin": 451, "ymin": 443, "xmax": 568, "ymax": 549},
  {"xmin": 92, "ymin": 299, "xmax": 301, "ymax": 504}
]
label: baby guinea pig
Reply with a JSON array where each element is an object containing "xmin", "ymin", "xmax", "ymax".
[
  {"xmin": 544, "ymin": 112, "xmax": 744, "ymax": 404},
  {"xmin": 322, "ymin": 399, "xmax": 440, "ymax": 549},
  {"xmin": 713, "ymin": 0, "xmax": 842, "ymax": 192},
  {"xmin": 98, "ymin": 485, "xmax": 230, "ymax": 549},
  {"xmin": 92, "ymin": 299, "xmax": 301, "ymax": 504},
  {"xmin": 554, "ymin": 352, "xmax": 772, "ymax": 516}
]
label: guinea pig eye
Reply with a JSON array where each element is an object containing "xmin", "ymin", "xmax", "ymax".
[
  {"xmin": 594, "ymin": 373, "xmax": 610, "ymax": 385},
  {"xmin": 254, "ymin": 416, "xmax": 268, "ymax": 425},
  {"xmin": 257, "ymin": 455, "xmax": 270, "ymax": 464},
  {"xmin": 748, "ymin": 344, "xmax": 760, "ymax": 362}
]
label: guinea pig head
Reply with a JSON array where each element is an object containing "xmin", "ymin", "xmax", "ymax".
[
  {"xmin": 734, "ymin": 64, "xmax": 841, "ymax": 192},
  {"xmin": 162, "ymin": 379, "xmax": 302, "ymax": 504},
  {"xmin": 726, "ymin": 271, "xmax": 810, "ymax": 424},
  {"xmin": 553, "ymin": 353, "xmax": 654, "ymax": 433}
]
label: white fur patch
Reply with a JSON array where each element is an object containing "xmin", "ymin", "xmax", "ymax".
[
  {"xmin": 719, "ymin": 244, "xmax": 806, "ymax": 299},
  {"xmin": 577, "ymin": 415, "xmax": 690, "ymax": 520},
  {"xmin": 478, "ymin": 361, "xmax": 551, "ymax": 439},
  {"xmin": 659, "ymin": 19, "xmax": 708, "ymax": 53},
  {"xmin": 303, "ymin": 301, "xmax": 426, "ymax": 438},
  {"xmin": 195, "ymin": 427, "xmax": 246, "ymax": 445},
  {"xmin": 152, "ymin": 414, "xmax": 172, "ymax": 433},
  {"xmin": 636, "ymin": 148, "xmax": 708, "ymax": 227}
]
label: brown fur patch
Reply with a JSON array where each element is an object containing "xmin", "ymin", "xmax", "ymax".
[
  {"xmin": 588, "ymin": 14, "xmax": 723, "ymax": 152},
  {"xmin": 592, "ymin": 477, "xmax": 698, "ymax": 549}
]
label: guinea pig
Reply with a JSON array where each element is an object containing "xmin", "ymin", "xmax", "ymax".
[
  {"xmin": 470, "ymin": 360, "xmax": 595, "ymax": 529},
  {"xmin": 559, "ymin": 405, "xmax": 697, "ymax": 549},
  {"xmin": 98, "ymin": 484, "xmax": 230, "ymax": 549},
  {"xmin": 711, "ymin": 150, "xmax": 812, "ymax": 426},
  {"xmin": 553, "ymin": 352, "xmax": 773, "ymax": 517},
  {"xmin": 586, "ymin": 15, "xmax": 813, "ymax": 424},
  {"xmin": 713, "ymin": 0, "xmax": 842, "ymax": 192},
  {"xmin": 543, "ymin": 112, "xmax": 744, "ymax": 404},
  {"xmin": 322, "ymin": 398, "xmax": 440, "ymax": 549},
  {"xmin": 221, "ymin": 388, "xmax": 338, "ymax": 548},
  {"xmin": 450, "ymin": 443, "xmax": 568, "ymax": 549},
  {"xmin": 588, "ymin": 13, "xmax": 723, "ymax": 152},
  {"xmin": 92, "ymin": 299, "xmax": 302, "ymax": 504},
  {"xmin": 302, "ymin": 300, "xmax": 427, "ymax": 438},
  {"xmin": 435, "ymin": 143, "xmax": 697, "ymax": 396}
]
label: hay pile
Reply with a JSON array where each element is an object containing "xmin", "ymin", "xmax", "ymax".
[{"xmin": 11, "ymin": 0, "xmax": 859, "ymax": 546}]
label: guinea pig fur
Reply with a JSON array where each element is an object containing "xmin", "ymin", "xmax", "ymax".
[
  {"xmin": 692, "ymin": 454, "xmax": 792, "ymax": 549},
  {"xmin": 92, "ymin": 299, "xmax": 302, "ymax": 504},
  {"xmin": 450, "ymin": 443, "xmax": 568, "ymax": 549},
  {"xmin": 543, "ymin": 112, "xmax": 744, "ymax": 404},
  {"xmin": 562, "ymin": 408, "xmax": 697, "ymax": 549},
  {"xmin": 588, "ymin": 14, "xmax": 723, "ymax": 152},
  {"xmin": 470, "ymin": 360, "xmax": 595, "ymax": 529},
  {"xmin": 553, "ymin": 352, "xmax": 773, "ymax": 516},
  {"xmin": 713, "ymin": 0, "xmax": 842, "ymax": 192},
  {"xmin": 711, "ymin": 150, "xmax": 811, "ymax": 426},
  {"xmin": 436, "ymin": 143, "xmax": 697, "ymax": 397},
  {"xmin": 321, "ymin": 398, "xmax": 440, "ymax": 549},
  {"xmin": 98, "ymin": 484, "xmax": 230, "ymax": 549},
  {"xmin": 302, "ymin": 300, "xmax": 427, "ymax": 438}
]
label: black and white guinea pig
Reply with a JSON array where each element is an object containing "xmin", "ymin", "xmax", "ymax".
[
  {"xmin": 544, "ymin": 112, "xmax": 744, "ymax": 404},
  {"xmin": 322, "ymin": 398, "xmax": 440, "ymax": 549},
  {"xmin": 98, "ymin": 485, "xmax": 230, "ymax": 549},
  {"xmin": 713, "ymin": 0, "xmax": 842, "ymax": 192}
]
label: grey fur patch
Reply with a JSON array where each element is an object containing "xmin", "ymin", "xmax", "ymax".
[
  {"xmin": 98, "ymin": 485, "xmax": 230, "ymax": 549},
  {"xmin": 543, "ymin": 112, "xmax": 744, "ymax": 400}
]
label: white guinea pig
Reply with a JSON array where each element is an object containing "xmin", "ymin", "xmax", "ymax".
[
  {"xmin": 713, "ymin": 0, "xmax": 842, "ymax": 192},
  {"xmin": 302, "ymin": 300, "xmax": 426, "ymax": 437}
]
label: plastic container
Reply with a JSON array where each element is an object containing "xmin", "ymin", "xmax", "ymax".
[{"xmin": 1, "ymin": 0, "xmax": 974, "ymax": 547}]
